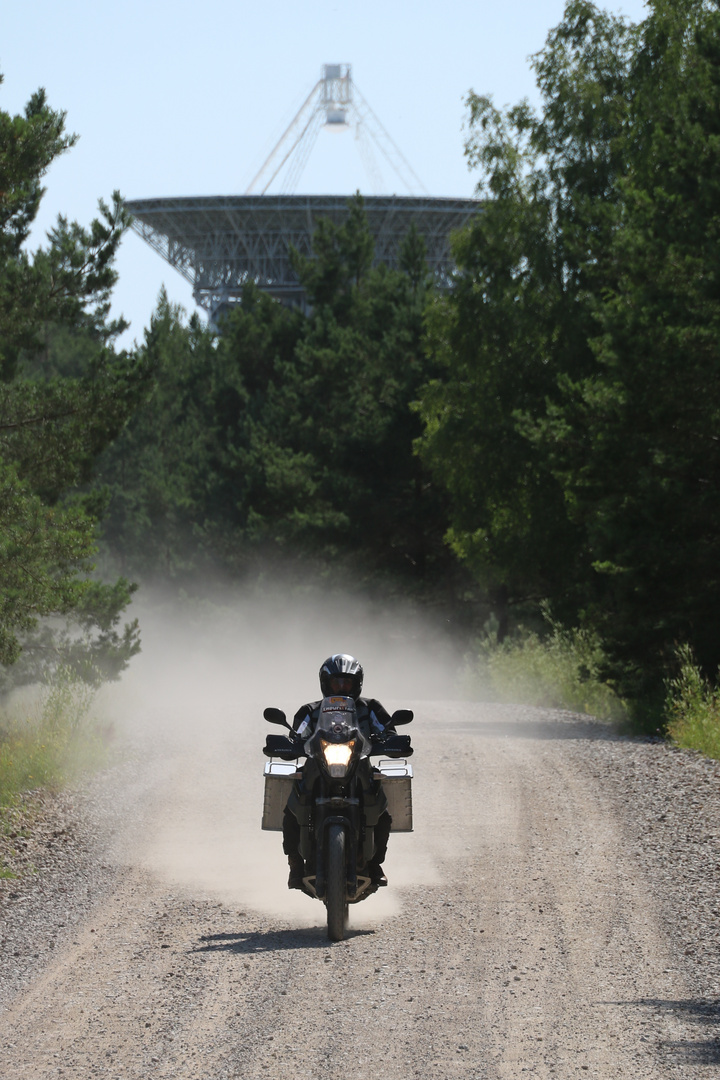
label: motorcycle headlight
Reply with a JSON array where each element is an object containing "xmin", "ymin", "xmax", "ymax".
[{"xmin": 321, "ymin": 739, "xmax": 355, "ymax": 776}]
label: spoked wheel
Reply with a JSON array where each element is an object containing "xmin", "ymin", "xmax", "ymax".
[{"xmin": 326, "ymin": 823, "xmax": 349, "ymax": 941}]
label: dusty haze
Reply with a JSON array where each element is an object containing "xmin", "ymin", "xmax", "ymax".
[
  {"xmin": 4, "ymin": 587, "xmax": 717, "ymax": 1077},
  {"xmin": 96, "ymin": 585, "xmax": 466, "ymax": 925}
]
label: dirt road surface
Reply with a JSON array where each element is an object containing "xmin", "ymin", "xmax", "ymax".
[{"xmin": 2, "ymin": 693, "xmax": 720, "ymax": 1079}]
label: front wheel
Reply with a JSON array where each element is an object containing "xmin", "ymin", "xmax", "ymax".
[{"xmin": 326, "ymin": 824, "xmax": 349, "ymax": 941}]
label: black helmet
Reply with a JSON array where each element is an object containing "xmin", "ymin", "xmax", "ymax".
[{"xmin": 319, "ymin": 654, "xmax": 364, "ymax": 700}]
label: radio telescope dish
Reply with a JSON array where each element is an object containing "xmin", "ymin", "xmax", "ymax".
[{"xmin": 125, "ymin": 65, "xmax": 479, "ymax": 323}]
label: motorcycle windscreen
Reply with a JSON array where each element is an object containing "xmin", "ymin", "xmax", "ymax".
[{"xmin": 314, "ymin": 696, "xmax": 372, "ymax": 759}]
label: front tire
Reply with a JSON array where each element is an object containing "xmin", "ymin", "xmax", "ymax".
[{"xmin": 326, "ymin": 824, "xmax": 349, "ymax": 941}]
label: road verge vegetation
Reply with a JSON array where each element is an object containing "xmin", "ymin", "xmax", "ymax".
[
  {"xmin": 468, "ymin": 630, "xmax": 720, "ymax": 762},
  {"xmin": 665, "ymin": 646, "xmax": 720, "ymax": 760},
  {"xmin": 0, "ymin": 669, "xmax": 110, "ymax": 877},
  {"xmin": 465, "ymin": 619, "xmax": 629, "ymax": 725}
]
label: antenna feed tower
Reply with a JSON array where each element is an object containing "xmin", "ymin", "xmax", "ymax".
[
  {"xmin": 321, "ymin": 63, "xmax": 351, "ymax": 127},
  {"xmin": 246, "ymin": 63, "xmax": 425, "ymax": 196}
]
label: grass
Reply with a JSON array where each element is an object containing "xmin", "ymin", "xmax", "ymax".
[
  {"xmin": 0, "ymin": 667, "xmax": 110, "ymax": 807},
  {"xmin": 0, "ymin": 668, "xmax": 113, "ymax": 878},
  {"xmin": 665, "ymin": 644, "xmax": 720, "ymax": 759},
  {"xmin": 465, "ymin": 615, "xmax": 628, "ymax": 724},
  {"xmin": 466, "ymin": 623, "xmax": 720, "ymax": 760}
]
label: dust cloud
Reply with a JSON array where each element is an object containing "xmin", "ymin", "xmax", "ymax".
[{"xmin": 97, "ymin": 584, "xmax": 466, "ymax": 923}]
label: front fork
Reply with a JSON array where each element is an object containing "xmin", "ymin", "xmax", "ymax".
[
  {"xmin": 313, "ymin": 797, "xmax": 362, "ymax": 898},
  {"xmin": 294, "ymin": 765, "xmax": 383, "ymax": 899}
]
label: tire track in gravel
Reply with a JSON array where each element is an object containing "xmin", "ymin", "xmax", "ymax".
[{"xmin": 1, "ymin": 702, "xmax": 718, "ymax": 1079}]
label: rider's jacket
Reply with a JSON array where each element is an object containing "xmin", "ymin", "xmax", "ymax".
[{"xmin": 292, "ymin": 697, "xmax": 394, "ymax": 744}]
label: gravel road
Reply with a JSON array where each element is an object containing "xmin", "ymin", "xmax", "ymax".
[{"xmin": 2, "ymin": 701, "xmax": 720, "ymax": 1079}]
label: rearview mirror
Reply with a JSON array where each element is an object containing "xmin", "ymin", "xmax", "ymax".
[
  {"xmin": 263, "ymin": 706, "xmax": 288, "ymax": 727},
  {"xmin": 391, "ymin": 709, "xmax": 414, "ymax": 726}
]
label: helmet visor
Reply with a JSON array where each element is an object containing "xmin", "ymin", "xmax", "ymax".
[{"xmin": 328, "ymin": 675, "xmax": 355, "ymax": 695}]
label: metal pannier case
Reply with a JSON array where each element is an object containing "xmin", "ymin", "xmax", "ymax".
[
  {"xmin": 262, "ymin": 760, "xmax": 301, "ymax": 831},
  {"xmin": 376, "ymin": 759, "xmax": 413, "ymax": 832}
]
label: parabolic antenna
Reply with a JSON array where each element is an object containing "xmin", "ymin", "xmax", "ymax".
[{"xmin": 125, "ymin": 65, "xmax": 479, "ymax": 320}]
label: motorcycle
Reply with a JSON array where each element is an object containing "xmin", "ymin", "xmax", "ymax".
[{"xmin": 261, "ymin": 695, "xmax": 414, "ymax": 941}]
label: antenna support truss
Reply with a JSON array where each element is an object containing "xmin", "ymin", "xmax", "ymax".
[{"xmin": 246, "ymin": 64, "xmax": 426, "ymax": 196}]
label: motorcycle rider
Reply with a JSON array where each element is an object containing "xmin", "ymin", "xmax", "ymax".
[{"xmin": 284, "ymin": 653, "xmax": 395, "ymax": 891}]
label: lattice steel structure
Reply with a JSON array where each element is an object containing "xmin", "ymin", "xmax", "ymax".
[
  {"xmin": 125, "ymin": 194, "xmax": 479, "ymax": 320},
  {"xmin": 126, "ymin": 65, "xmax": 479, "ymax": 321},
  {"xmin": 246, "ymin": 63, "xmax": 426, "ymax": 196}
]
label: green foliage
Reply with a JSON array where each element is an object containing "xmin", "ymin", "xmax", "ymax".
[
  {"xmin": 665, "ymin": 645, "xmax": 720, "ymax": 760},
  {"xmin": 0, "ymin": 74, "xmax": 151, "ymax": 685},
  {"xmin": 95, "ymin": 296, "xmax": 230, "ymax": 578},
  {"xmin": 0, "ymin": 666, "xmax": 108, "ymax": 808},
  {"xmin": 291, "ymin": 194, "xmax": 375, "ymax": 307},
  {"xmin": 416, "ymin": 0, "xmax": 720, "ymax": 703},
  {"xmin": 466, "ymin": 612, "xmax": 628, "ymax": 721},
  {"xmin": 0, "ymin": 77, "xmax": 128, "ymax": 380},
  {"xmin": 416, "ymin": 2, "xmax": 637, "ymax": 629},
  {"xmin": 98, "ymin": 197, "xmax": 462, "ymax": 601},
  {"xmin": 528, "ymin": 0, "xmax": 720, "ymax": 699}
]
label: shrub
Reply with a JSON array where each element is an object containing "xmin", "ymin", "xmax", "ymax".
[
  {"xmin": 665, "ymin": 645, "xmax": 720, "ymax": 759},
  {"xmin": 465, "ymin": 615, "xmax": 627, "ymax": 723},
  {"xmin": 0, "ymin": 666, "xmax": 108, "ymax": 807}
]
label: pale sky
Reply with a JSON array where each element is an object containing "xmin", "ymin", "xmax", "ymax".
[{"xmin": 3, "ymin": 0, "xmax": 649, "ymax": 347}]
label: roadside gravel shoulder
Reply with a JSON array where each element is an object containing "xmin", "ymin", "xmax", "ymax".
[
  {"xmin": 567, "ymin": 726, "xmax": 720, "ymax": 995},
  {"xmin": 493, "ymin": 705, "xmax": 720, "ymax": 997},
  {"xmin": 0, "ymin": 758, "xmax": 145, "ymax": 1005}
]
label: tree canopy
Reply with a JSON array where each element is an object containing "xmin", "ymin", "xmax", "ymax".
[
  {"xmin": 0, "ymin": 75, "xmax": 153, "ymax": 685},
  {"xmin": 97, "ymin": 199, "xmax": 463, "ymax": 607},
  {"xmin": 416, "ymin": 0, "xmax": 720, "ymax": 704}
]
